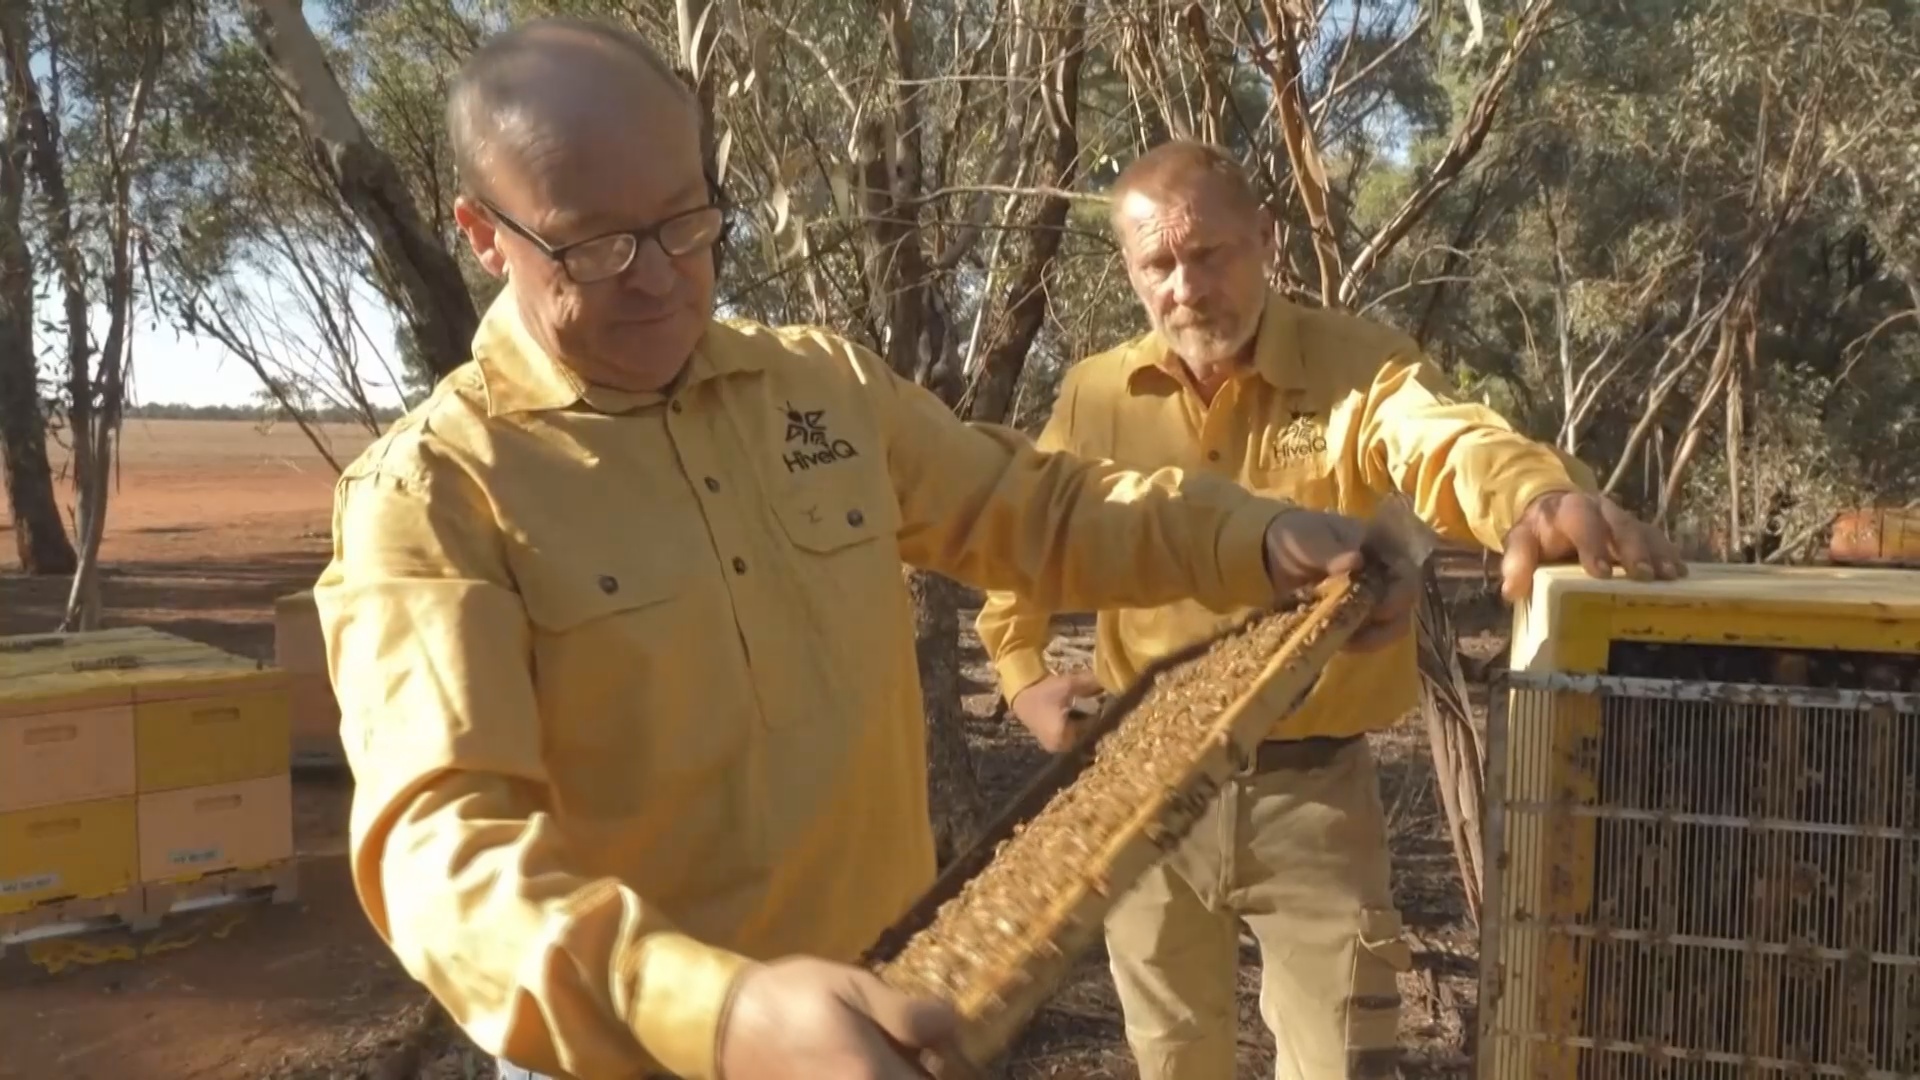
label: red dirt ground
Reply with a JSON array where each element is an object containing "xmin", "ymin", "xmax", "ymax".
[{"xmin": 0, "ymin": 418, "xmax": 1498, "ymax": 1079}]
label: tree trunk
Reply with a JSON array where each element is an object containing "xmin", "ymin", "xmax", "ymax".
[
  {"xmin": 243, "ymin": 0, "xmax": 477, "ymax": 380},
  {"xmin": 956, "ymin": 1, "xmax": 1085, "ymax": 427},
  {"xmin": 1256, "ymin": 0, "xmax": 1343, "ymax": 305},
  {"xmin": 854, "ymin": 0, "xmax": 989, "ymax": 862},
  {"xmin": 0, "ymin": 337, "xmax": 72, "ymax": 575},
  {"xmin": 0, "ymin": 87, "xmax": 75, "ymax": 576},
  {"xmin": 909, "ymin": 569, "xmax": 989, "ymax": 866},
  {"xmin": 31, "ymin": 4, "xmax": 162, "ymax": 630},
  {"xmin": 60, "ymin": 437, "xmax": 109, "ymax": 630}
]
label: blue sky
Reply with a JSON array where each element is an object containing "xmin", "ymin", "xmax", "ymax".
[
  {"xmin": 140, "ymin": 304, "xmax": 397, "ymax": 407},
  {"xmin": 50, "ymin": 286, "xmax": 408, "ymax": 410}
]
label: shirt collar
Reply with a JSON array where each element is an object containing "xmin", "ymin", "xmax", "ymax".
[
  {"xmin": 1124, "ymin": 290, "xmax": 1307, "ymax": 393},
  {"xmin": 474, "ymin": 290, "xmax": 765, "ymax": 417}
]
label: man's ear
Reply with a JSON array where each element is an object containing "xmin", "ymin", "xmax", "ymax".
[
  {"xmin": 453, "ymin": 195, "xmax": 509, "ymax": 279},
  {"xmin": 1255, "ymin": 204, "xmax": 1278, "ymax": 263}
]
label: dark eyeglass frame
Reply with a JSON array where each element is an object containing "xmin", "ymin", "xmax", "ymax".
[{"xmin": 480, "ymin": 184, "xmax": 731, "ymax": 284}]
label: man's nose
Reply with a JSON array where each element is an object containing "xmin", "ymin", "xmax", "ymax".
[
  {"xmin": 619, "ymin": 239, "xmax": 677, "ymax": 297},
  {"xmin": 1169, "ymin": 263, "xmax": 1203, "ymax": 306}
]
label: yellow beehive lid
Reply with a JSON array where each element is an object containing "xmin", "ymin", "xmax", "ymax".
[
  {"xmin": 0, "ymin": 627, "xmax": 284, "ymax": 718},
  {"xmin": 1513, "ymin": 562, "xmax": 1920, "ymax": 672}
]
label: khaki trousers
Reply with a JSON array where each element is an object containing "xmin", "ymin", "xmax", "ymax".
[{"xmin": 1104, "ymin": 736, "xmax": 1410, "ymax": 1080}]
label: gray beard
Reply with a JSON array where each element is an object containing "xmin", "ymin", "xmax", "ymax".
[{"xmin": 1162, "ymin": 319, "xmax": 1255, "ymax": 367}]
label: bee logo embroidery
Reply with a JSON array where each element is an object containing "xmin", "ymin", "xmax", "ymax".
[{"xmin": 1270, "ymin": 412, "xmax": 1328, "ymax": 466}]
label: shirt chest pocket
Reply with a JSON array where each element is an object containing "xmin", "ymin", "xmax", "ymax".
[
  {"xmin": 514, "ymin": 552, "xmax": 742, "ymax": 797},
  {"xmin": 768, "ymin": 466, "xmax": 904, "ymax": 561},
  {"xmin": 766, "ymin": 469, "xmax": 910, "ymax": 693}
]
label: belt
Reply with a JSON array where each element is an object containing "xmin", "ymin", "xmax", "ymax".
[{"xmin": 1244, "ymin": 733, "xmax": 1361, "ymax": 775}]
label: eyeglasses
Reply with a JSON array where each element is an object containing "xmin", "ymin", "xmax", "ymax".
[{"xmin": 480, "ymin": 199, "xmax": 729, "ymax": 284}]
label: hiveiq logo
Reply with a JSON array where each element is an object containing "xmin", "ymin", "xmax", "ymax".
[
  {"xmin": 1270, "ymin": 411, "xmax": 1327, "ymax": 465},
  {"xmin": 782, "ymin": 402, "xmax": 860, "ymax": 472}
]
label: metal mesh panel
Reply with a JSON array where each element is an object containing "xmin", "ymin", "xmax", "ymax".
[{"xmin": 1481, "ymin": 673, "xmax": 1920, "ymax": 1080}]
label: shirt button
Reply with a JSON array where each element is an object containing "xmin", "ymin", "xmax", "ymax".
[
  {"xmin": 1207, "ymin": 450, "xmax": 1221, "ymax": 462},
  {"xmin": 846, "ymin": 509, "xmax": 864, "ymax": 527},
  {"xmin": 670, "ymin": 401, "xmax": 684, "ymax": 413},
  {"xmin": 705, "ymin": 476, "xmax": 721, "ymax": 493},
  {"xmin": 732, "ymin": 556, "xmax": 748, "ymax": 574}
]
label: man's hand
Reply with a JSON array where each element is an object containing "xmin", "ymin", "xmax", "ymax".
[
  {"xmin": 1262, "ymin": 508, "xmax": 1418, "ymax": 652},
  {"xmin": 1501, "ymin": 491, "xmax": 1687, "ymax": 603},
  {"xmin": 717, "ymin": 957, "xmax": 960, "ymax": 1080},
  {"xmin": 1009, "ymin": 670, "xmax": 1103, "ymax": 753}
]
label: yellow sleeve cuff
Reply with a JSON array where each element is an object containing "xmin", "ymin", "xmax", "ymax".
[
  {"xmin": 994, "ymin": 649, "xmax": 1053, "ymax": 704},
  {"xmin": 625, "ymin": 931, "xmax": 756, "ymax": 1080},
  {"xmin": 1210, "ymin": 498, "xmax": 1289, "ymax": 609},
  {"xmin": 1480, "ymin": 476, "xmax": 1583, "ymax": 553}
]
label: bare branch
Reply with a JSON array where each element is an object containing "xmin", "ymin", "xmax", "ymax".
[
  {"xmin": 243, "ymin": 0, "xmax": 477, "ymax": 378},
  {"xmin": 957, "ymin": 0, "xmax": 1086, "ymax": 425},
  {"xmin": 769, "ymin": 18, "xmax": 859, "ymax": 114},
  {"xmin": 1338, "ymin": 0, "xmax": 1559, "ymax": 306},
  {"xmin": 1310, "ymin": 5, "xmax": 1430, "ymax": 121},
  {"xmin": 1253, "ymin": 0, "xmax": 1343, "ymax": 306},
  {"xmin": 920, "ymin": 182, "xmax": 1108, "ymax": 204}
]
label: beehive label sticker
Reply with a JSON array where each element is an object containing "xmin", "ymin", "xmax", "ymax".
[
  {"xmin": 0, "ymin": 872, "xmax": 59, "ymax": 896},
  {"xmin": 168, "ymin": 846, "xmax": 222, "ymax": 868}
]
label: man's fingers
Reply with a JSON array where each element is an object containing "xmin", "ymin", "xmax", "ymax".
[
  {"xmin": 1628, "ymin": 505, "xmax": 1688, "ymax": 579},
  {"xmin": 1557, "ymin": 496, "xmax": 1614, "ymax": 581},
  {"xmin": 851, "ymin": 1023, "xmax": 941, "ymax": 1080},
  {"xmin": 1065, "ymin": 670, "xmax": 1104, "ymax": 698},
  {"xmin": 1265, "ymin": 513, "xmax": 1372, "ymax": 594},
  {"xmin": 844, "ymin": 971, "xmax": 961, "ymax": 1051},
  {"xmin": 1327, "ymin": 515, "xmax": 1373, "ymax": 575},
  {"xmin": 1599, "ymin": 498, "xmax": 1661, "ymax": 581},
  {"xmin": 915, "ymin": 1047, "xmax": 992, "ymax": 1080},
  {"xmin": 1500, "ymin": 525, "xmax": 1545, "ymax": 604},
  {"xmin": 1343, "ymin": 562, "xmax": 1418, "ymax": 652},
  {"xmin": 1321, "ymin": 548, "xmax": 1367, "ymax": 579}
]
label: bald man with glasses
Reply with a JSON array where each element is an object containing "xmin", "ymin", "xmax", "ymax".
[{"xmin": 312, "ymin": 17, "xmax": 1421, "ymax": 1080}]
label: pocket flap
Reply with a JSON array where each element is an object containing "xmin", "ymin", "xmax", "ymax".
[
  {"xmin": 516, "ymin": 553, "xmax": 680, "ymax": 632},
  {"xmin": 773, "ymin": 489, "xmax": 902, "ymax": 555}
]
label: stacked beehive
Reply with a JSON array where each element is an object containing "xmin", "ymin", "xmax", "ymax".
[
  {"xmin": 0, "ymin": 627, "xmax": 297, "ymax": 946},
  {"xmin": 273, "ymin": 589, "xmax": 344, "ymax": 767}
]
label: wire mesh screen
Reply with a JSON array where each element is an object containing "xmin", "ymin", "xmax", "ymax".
[{"xmin": 1481, "ymin": 671, "xmax": 1920, "ymax": 1080}]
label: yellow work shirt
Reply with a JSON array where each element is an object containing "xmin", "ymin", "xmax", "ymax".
[
  {"xmin": 312, "ymin": 292, "xmax": 1297, "ymax": 1080},
  {"xmin": 976, "ymin": 291, "xmax": 1583, "ymax": 741}
]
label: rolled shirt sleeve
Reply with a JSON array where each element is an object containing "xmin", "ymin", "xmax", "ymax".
[
  {"xmin": 971, "ymin": 363, "xmax": 1091, "ymax": 702},
  {"xmin": 1355, "ymin": 355, "xmax": 1582, "ymax": 552},
  {"xmin": 871, "ymin": 357, "xmax": 1284, "ymax": 618}
]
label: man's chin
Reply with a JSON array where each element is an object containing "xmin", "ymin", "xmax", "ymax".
[{"xmin": 1163, "ymin": 328, "xmax": 1248, "ymax": 366}]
